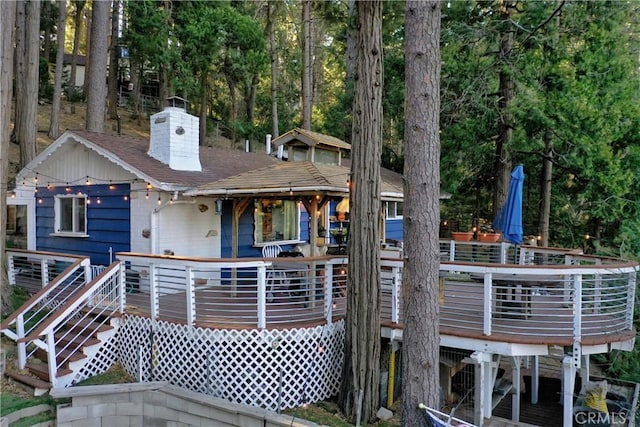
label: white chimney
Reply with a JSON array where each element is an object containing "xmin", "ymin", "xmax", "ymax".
[{"xmin": 148, "ymin": 97, "xmax": 202, "ymax": 171}]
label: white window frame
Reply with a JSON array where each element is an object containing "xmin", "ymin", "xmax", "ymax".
[
  {"xmin": 53, "ymin": 193, "xmax": 89, "ymax": 237},
  {"xmin": 386, "ymin": 201, "xmax": 404, "ymax": 220},
  {"xmin": 254, "ymin": 199, "xmax": 302, "ymax": 246}
]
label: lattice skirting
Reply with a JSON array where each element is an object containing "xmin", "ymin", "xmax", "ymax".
[{"xmin": 117, "ymin": 316, "xmax": 345, "ymax": 411}]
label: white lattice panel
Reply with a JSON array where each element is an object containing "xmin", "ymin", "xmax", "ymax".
[
  {"xmin": 70, "ymin": 329, "xmax": 121, "ymax": 386},
  {"xmin": 118, "ymin": 315, "xmax": 345, "ymax": 411}
]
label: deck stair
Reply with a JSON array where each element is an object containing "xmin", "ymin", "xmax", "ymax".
[
  {"xmin": 492, "ymin": 376, "xmax": 513, "ymax": 410},
  {"xmin": 1, "ymin": 258, "xmax": 125, "ymax": 395}
]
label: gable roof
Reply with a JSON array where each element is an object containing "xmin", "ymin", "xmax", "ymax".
[
  {"xmin": 19, "ymin": 130, "xmax": 279, "ymax": 191},
  {"xmin": 272, "ymin": 128, "xmax": 351, "ymax": 150},
  {"xmin": 185, "ymin": 160, "xmax": 404, "ymax": 200}
]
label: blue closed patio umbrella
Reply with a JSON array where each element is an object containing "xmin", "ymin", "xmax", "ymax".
[{"xmin": 493, "ymin": 164, "xmax": 524, "ymax": 245}]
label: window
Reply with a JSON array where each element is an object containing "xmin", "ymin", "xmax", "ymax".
[
  {"xmin": 55, "ymin": 194, "xmax": 87, "ymax": 235},
  {"xmin": 386, "ymin": 201, "xmax": 404, "ymax": 219},
  {"xmin": 254, "ymin": 199, "xmax": 300, "ymax": 244}
]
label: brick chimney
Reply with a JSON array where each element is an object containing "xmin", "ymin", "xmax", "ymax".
[{"xmin": 148, "ymin": 96, "xmax": 202, "ymax": 171}]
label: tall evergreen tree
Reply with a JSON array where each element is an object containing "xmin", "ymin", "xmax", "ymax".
[
  {"xmin": 1, "ymin": 0, "xmax": 17, "ymax": 317},
  {"xmin": 339, "ymin": 1, "xmax": 383, "ymax": 423},
  {"xmin": 85, "ymin": 0, "xmax": 109, "ymax": 132},
  {"xmin": 402, "ymin": 1, "xmax": 441, "ymax": 425}
]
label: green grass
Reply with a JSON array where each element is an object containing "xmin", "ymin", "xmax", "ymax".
[{"xmin": 0, "ymin": 393, "xmax": 58, "ymax": 417}]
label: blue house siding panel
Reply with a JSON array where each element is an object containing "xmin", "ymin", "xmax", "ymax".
[
  {"xmin": 385, "ymin": 219, "xmax": 403, "ymax": 242},
  {"xmin": 36, "ymin": 184, "xmax": 131, "ymax": 266}
]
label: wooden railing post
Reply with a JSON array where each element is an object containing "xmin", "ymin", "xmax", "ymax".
[
  {"xmin": 324, "ymin": 262, "xmax": 333, "ymax": 324},
  {"xmin": 40, "ymin": 259, "xmax": 49, "ymax": 289},
  {"xmin": 626, "ymin": 272, "xmax": 636, "ymax": 330},
  {"xmin": 46, "ymin": 330, "xmax": 57, "ymax": 388},
  {"xmin": 118, "ymin": 264, "xmax": 126, "ymax": 314},
  {"xmin": 391, "ymin": 266, "xmax": 401, "ymax": 324},
  {"xmin": 483, "ymin": 272, "xmax": 493, "ymax": 336},
  {"xmin": 186, "ymin": 267, "xmax": 195, "ymax": 326},
  {"xmin": 16, "ymin": 315, "xmax": 26, "ymax": 369},
  {"xmin": 257, "ymin": 265, "xmax": 267, "ymax": 329},
  {"xmin": 572, "ymin": 274, "xmax": 583, "ymax": 369},
  {"xmin": 149, "ymin": 263, "xmax": 159, "ymax": 320}
]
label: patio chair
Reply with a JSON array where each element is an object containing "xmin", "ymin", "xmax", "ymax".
[{"xmin": 262, "ymin": 244, "xmax": 288, "ymax": 302}]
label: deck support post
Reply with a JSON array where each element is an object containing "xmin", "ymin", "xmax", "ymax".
[
  {"xmin": 531, "ymin": 355, "xmax": 539, "ymax": 404},
  {"xmin": 561, "ymin": 354, "xmax": 577, "ymax": 427},
  {"xmin": 471, "ymin": 350, "xmax": 495, "ymax": 426},
  {"xmin": 511, "ymin": 356, "xmax": 522, "ymax": 422}
]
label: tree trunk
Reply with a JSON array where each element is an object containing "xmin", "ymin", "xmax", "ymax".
[
  {"xmin": 85, "ymin": 0, "xmax": 109, "ymax": 132},
  {"xmin": 42, "ymin": 1, "xmax": 51, "ymax": 62},
  {"xmin": 538, "ymin": 128, "xmax": 552, "ymax": 246},
  {"xmin": 245, "ymin": 74, "xmax": 258, "ymax": 127},
  {"xmin": 301, "ymin": 0, "xmax": 313, "ymax": 130},
  {"xmin": 339, "ymin": 1, "xmax": 383, "ymax": 424},
  {"xmin": 82, "ymin": 6, "xmax": 91, "ymax": 97},
  {"xmin": 267, "ymin": 0, "xmax": 279, "ymax": 138},
  {"xmin": 15, "ymin": 0, "xmax": 40, "ymax": 168},
  {"xmin": 493, "ymin": 1, "xmax": 514, "ymax": 218},
  {"xmin": 107, "ymin": 0, "xmax": 120, "ymax": 120},
  {"xmin": 401, "ymin": 1, "xmax": 442, "ymax": 425},
  {"xmin": 1, "ymin": 0, "xmax": 17, "ymax": 317},
  {"xmin": 49, "ymin": 0, "xmax": 67, "ymax": 139},
  {"xmin": 69, "ymin": 0, "xmax": 85, "ymax": 100},
  {"xmin": 158, "ymin": 0, "xmax": 172, "ymax": 104},
  {"xmin": 199, "ymin": 77, "xmax": 208, "ymax": 146},
  {"xmin": 226, "ymin": 75, "xmax": 238, "ymax": 144}
]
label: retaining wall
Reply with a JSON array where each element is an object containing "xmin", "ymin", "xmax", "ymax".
[{"xmin": 50, "ymin": 382, "xmax": 319, "ymax": 427}]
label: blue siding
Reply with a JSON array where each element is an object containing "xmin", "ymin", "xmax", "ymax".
[
  {"xmin": 385, "ymin": 218, "xmax": 403, "ymax": 242},
  {"xmin": 220, "ymin": 200, "xmax": 310, "ymax": 258},
  {"xmin": 36, "ymin": 184, "xmax": 131, "ymax": 265}
]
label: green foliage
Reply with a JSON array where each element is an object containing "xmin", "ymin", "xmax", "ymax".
[{"xmin": 38, "ymin": 57, "xmax": 53, "ymax": 101}]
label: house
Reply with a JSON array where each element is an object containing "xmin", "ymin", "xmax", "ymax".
[
  {"xmin": 62, "ymin": 53, "xmax": 86, "ymax": 89},
  {"xmin": 6, "ymin": 101, "xmax": 636, "ymax": 427},
  {"xmin": 7, "ymin": 98, "xmax": 407, "ymax": 265}
]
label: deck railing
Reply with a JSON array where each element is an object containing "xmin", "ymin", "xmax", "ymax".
[
  {"xmin": 116, "ymin": 253, "xmax": 349, "ymax": 329},
  {"xmin": 6, "ymin": 242, "xmax": 637, "ymax": 346}
]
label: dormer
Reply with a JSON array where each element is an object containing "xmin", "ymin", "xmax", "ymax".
[{"xmin": 271, "ymin": 128, "xmax": 350, "ymax": 166}]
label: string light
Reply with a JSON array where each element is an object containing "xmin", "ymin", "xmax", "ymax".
[
  {"xmin": 47, "ymin": 182, "xmax": 52, "ymax": 190},
  {"xmin": 123, "ymin": 194, "xmax": 128, "ymax": 201},
  {"xmin": 34, "ymin": 173, "xmax": 38, "ymax": 183},
  {"xmin": 86, "ymin": 176, "xmax": 91, "ymax": 185},
  {"xmin": 96, "ymin": 196, "xmax": 101, "ymax": 204},
  {"xmin": 145, "ymin": 191, "xmax": 149, "ymax": 199},
  {"xmin": 157, "ymin": 194, "xmax": 162, "ymax": 205},
  {"xmin": 109, "ymin": 180, "xmax": 116, "ymax": 190}
]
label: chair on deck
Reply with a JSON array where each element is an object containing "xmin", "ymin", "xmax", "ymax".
[{"xmin": 262, "ymin": 244, "xmax": 288, "ymax": 302}]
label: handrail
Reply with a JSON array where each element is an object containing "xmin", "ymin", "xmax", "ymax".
[
  {"xmin": 1, "ymin": 258, "xmax": 90, "ymax": 331},
  {"xmin": 21, "ymin": 262, "xmax": 123, "ymax": 342},
  {"xmin": 17, "ymin": 262, "xmax": 124, "ymax": 387}
]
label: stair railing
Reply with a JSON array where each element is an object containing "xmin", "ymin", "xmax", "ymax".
[
  {"xmin": 2, "ymin": 257, "xmax": 92, "ymax": 367},
  {"xmin": 17, "ymin": 261, "xmax": 125, "ymax": 387}
]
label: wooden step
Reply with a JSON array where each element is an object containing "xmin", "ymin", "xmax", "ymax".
[
  {"xmin": 54, "ymin": 331, "xmax": 101, "ymax": 348},
  {"xmin": 35, "ymin": 347, "xmax": 87, "ymax": 366},
  {"xmin": 5, "ymin": 370, "xmax": 52, "ymax": 395},
  {"xmin": 63, "ymin": 317, "xmax": 114, "ymax": 335},
  {"xmin": 26, "ymin": 360, "xmax": 73, "ymax": 382}
]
